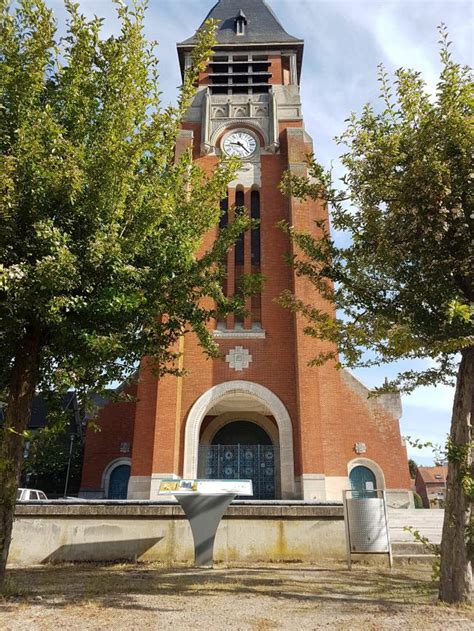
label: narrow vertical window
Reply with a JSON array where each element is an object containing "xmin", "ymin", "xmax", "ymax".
[
  {"xmin": 235, "ymin": 11, "xmax": 247, "ymax": 36},
  {"xmin": 250, "ymin": 190, "xmax": 262, "ymax": 324},
  {"xmin": 234, "ymin": 190, "xmax": 245, "ymax": 325},
  {"xmin": 217, "ymin": 195, "xmax": 228, "ymax": 328},
  {"xmin": 251, "ymin": 190, "xmax": 261, "ymax": 265},
  {"xmin": 234, "ymin": 190, "xmax": 245, "ymax": 267},
  {"xmin": 219, "ymin": 195, "xmax": 228, "ymax": 230}
]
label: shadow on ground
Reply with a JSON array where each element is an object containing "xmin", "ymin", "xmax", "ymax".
[{"xmin": 0, "ymin": 562, "xmax": 440, "ymax": 614}]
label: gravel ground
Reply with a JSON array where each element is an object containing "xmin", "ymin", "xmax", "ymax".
[{"xmin": 0, "ymin": 562, "xmax": 472, "ymax": 630}]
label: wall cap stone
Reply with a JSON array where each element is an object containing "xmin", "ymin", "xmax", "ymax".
[{"xmin": 15, "ymin": 500, "xmax": 344, "ymax": 519}]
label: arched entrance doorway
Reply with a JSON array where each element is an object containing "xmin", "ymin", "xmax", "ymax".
[
  {"xmin": 108, "ymin": 464, "xmax": 131, "ymax": 499},
  {"xmin": 198, "ymin": 420, "xmax": 278, "ymax": 499},
  {"xmin": 349, "ymin": 465, "xmax": 377, "ymax": 498},
  {"xmin": 184, "ymin": 381, "xmax": 295, "ymax": 498}
]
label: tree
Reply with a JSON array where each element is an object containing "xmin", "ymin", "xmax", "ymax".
[
  {"xmin": 413, "ymin": 492, "xmax": 424, "ymax": 509},
  {"xmin": 20, "ymin": 393, "xmax": 84, "ymax": 496},
  {"xmin": 22, "ymin": 425, "xmax": 84, "ymax": 496},
  {"xmin": 280, "ymin": 26, "xmax": 473, "ymax": 604},
  {"xmin": 408, "ymin": 459, "xmax": 418, "ymax": 480},
  {"xmin": 0, "ymin": 0, "xmax": 247, "ymax": 583}
]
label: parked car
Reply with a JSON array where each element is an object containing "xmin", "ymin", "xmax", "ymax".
[{"xmin": 17, "ymin": 488, "xmax": 48, "ymax": 501}]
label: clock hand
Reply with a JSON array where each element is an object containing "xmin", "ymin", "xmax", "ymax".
[{"xmin": 235, "ymin": 141, "xmax": 249, "ymax": 152}]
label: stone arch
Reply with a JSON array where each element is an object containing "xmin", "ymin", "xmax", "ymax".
[
  {"xmin": 347, "ymin": 457, "xmax": 386, "ymax": 490},
  {"xmin": 200, "ymin": 411, "xmax": 279, "ymax": 447},
  {"xmin": 254, "ymin": 105, "xmax": 268, "ymax": 117},
  {"xmin": 184, "ymin": 381, "xmax": 296, "ymax": 498},
  {"xmin": 234, "ymin": 106, "xmax": 247, "ymax": 117},
  {"xmin": 102, "ymin": 457, "xmax": 131, "ymax": 498}
]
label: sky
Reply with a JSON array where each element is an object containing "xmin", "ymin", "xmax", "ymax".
[{"xmin": 45, "ymin": 0, "xmax": 473, "ymax": 465}]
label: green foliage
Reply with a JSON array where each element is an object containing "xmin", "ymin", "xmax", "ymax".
[
  {"xmin": 408, "ymin": 458, "xmax": 418, "ymax": 479},
  {"xmin": 404, "ymin": 526, "xmax": 440, "ymax": 581},
  {"xmin": 413, "ymin": 492, "xmax": 424, "ymax": 509},
  {"xmin": 280, "ymin": 29, "xmax": 473, "ymax": 602},
  {"xmin": 280, "ymin": 25, "xmax": 473, "ymax": 393},
  {"xmin": 446, "ymin": 437, "xmax": 474, "ymax": 500},
  {"xmin": 0, "ymin": 0, "xmax": 249, "ymax": 402},
  {"xmin": 22, "ymin": 426, "xmax": 84, "ymax": 495},
  {"xmin": 404, "ymin": 436, "xmax": 445, "ymax": 463}
]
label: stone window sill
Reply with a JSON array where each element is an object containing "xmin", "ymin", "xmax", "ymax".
[{"xmin": 213, "ymin": 329, "xmax": 266, "ymax": 340}]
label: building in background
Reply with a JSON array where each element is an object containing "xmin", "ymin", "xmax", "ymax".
[
  {"xmin": 415, "ymin": 466, "xmax": 448, "ymax": 508},
  {"xmin": 80, "ymin": 0, "xmax": 411, "ymax": 502},
  {"xmin": 18, "ymin": 393, "xmax": 83, "ymax": 497}
]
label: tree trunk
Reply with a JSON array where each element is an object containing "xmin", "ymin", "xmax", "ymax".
[
  {"xmin": 439, "ymin": 346, "xmax": 473, "ymax": 604},
  {"xmin": 0, "ymin": 328, "xmax": 43, "ymax": 585}
]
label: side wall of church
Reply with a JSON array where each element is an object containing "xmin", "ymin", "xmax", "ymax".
[
  {"xmin": 80, "ymin": 384, "xmax": 137, "ymax": 498},
  {"xmin": 284, "ymin": 126, "xmax": 411, "ymax": 498}
]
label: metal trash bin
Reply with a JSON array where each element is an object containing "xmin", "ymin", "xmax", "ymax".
[{"xmin": 343, "ymin": 490, "xmax": 392, "ymax": 568}]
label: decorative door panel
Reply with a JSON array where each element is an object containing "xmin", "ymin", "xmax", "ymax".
[{"xmin": 199, "ymin": 444, "xmax": 277, "ymax": 500}]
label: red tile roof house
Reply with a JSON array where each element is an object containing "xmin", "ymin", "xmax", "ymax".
[{"xmin": 415, "ymin": 466, "xmax": 448, "ymax": 508}]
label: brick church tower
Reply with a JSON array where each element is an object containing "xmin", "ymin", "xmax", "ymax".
[{"xmin": 80, "ymin": 0, "xmax": 411, "ymax": 501}]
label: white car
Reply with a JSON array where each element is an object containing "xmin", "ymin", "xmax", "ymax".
[{"xmin": 17, "ymin": 488, "xmax": 48, "ymax": 501}]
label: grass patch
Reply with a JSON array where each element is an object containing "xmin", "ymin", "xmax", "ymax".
[{"xmin": 0, "ymin": 576, "xmax": 28, "ymax": 600}]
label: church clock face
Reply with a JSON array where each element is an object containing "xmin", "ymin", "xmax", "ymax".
[{"xmin": 222, "ymin": 131, "xmax": 258, "ymax": 158}]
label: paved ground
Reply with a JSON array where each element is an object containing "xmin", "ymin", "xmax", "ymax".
[{"xmin": 0, "ymin": 562, "xmax": 472, "ymax": 630}]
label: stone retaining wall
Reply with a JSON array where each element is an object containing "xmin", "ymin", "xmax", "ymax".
[{"xmin": 10, "ymin": 502, "xmax": 346, "ymax": 566}]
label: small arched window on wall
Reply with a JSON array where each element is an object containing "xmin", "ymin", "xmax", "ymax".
[{"xmin": 251, "ymin": 189, "xmax": 262, "ymax": 324}]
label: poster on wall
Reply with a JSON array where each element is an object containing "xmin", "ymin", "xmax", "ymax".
[{"xmin": 158, "ymin": 479, "xmax": 253, "ymax": 496}]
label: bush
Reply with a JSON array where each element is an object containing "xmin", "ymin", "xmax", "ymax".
[{"xmin": 413, "ymin": 493, "xmax": 424, "ymax": 509}]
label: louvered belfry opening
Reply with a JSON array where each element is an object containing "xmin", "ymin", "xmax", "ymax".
[
  {"xmin": 218, "ymin": 188, "xmax": 262, "ymax": 330},
  {"xmin": 250, "ymin": 190, "xmax": 262, "ymax": 323},
  {"xmin": 219, "ymin": 195, "xmax": 229, "ymax": 304},
  {"xmin": 208, "ymin": 54, "xmax": 271, "ymax": 95},
  {"xmin": 234, "ymin": 189, "xmax": 245, "ymax": 326}
]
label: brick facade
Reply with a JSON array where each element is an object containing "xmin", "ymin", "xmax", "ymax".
[
  {"xmin": 80, "ymin": 385, "xmax": 136, "ymax": 498},
  {"xmin": 80, "ymin": 0, "xmax": 411, "ymax": 500}
]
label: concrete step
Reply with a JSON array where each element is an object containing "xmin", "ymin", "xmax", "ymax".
[
  {"xmin": 391, "ymin": 541, "xmax": 439, "ymax": 565},
  {"xmin": 391, "ymin": 542, "xmax": 437, "ymax": 555},
  {"xmin": 390, "ymin": 532, "xmax": 442, "ymax": 544}
]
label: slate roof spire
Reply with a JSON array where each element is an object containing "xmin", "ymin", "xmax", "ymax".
[{"xmin": 179, "ymin": 0, "xmax": 302, "ymax": 46}]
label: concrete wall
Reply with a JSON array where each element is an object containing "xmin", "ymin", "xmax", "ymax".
[{"xmin": 10, "ymin": 502, "xmax": 345, "ymax": 566}]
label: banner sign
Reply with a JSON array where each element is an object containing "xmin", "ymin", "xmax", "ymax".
[{"xmin": 158, "ymin": 479, "xmax": 253, "ymax": 496}]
